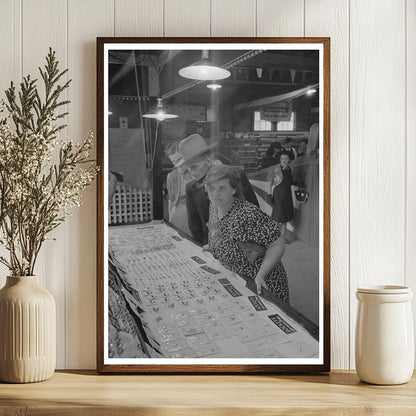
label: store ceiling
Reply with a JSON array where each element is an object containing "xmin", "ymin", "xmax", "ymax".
[{"xmin": 108, "ymin": 49, "xmax": 319, "ymax": 108}]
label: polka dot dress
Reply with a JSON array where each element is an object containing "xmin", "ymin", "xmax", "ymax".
[{"xmin": 208, "ymin": 198, "xmax": 289, "ymax": 303}]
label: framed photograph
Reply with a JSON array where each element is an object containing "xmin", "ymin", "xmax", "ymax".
[{"xmin": 97, "ymin": 37, "xmax": 330, "ymax": 373}]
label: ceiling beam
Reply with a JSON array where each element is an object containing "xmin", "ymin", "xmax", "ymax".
[
  {"xmin": 243, "ymin": 52, "xmax": 319, "ymax": 72},
  {"xmin": 233, "ymin": 83, "xmax": 319, "ymax": 111},
  {"xmin": 221, "ymin": 79, "xmax": 299, "ymax": 87}
]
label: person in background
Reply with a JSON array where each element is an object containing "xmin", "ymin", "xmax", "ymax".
[
  {"xmin": 228, "ymin": 146, "xmax": 241, "ymax": 166},
  {"xmin": 178, "ymin": 133, "xmax": 259, "ymax": 245},
  {"xmin": 296, "ymin": 139, "xmax": 308, "ymax": 157},
  {"xmin": 165, "ymin": 142, "xmax": 192, "ymax": 237},
  {"xmin": 267, "ymin": 152, "xmax": 294, "ymax": 239},
  {"xmin": 281, "ymin": 137, "xmax": 297, "ymax": 161},
  {"xmin": 204, "ymin": 164, "xmax": 289, "ymax": 303},
  {"xmin": 260, "ymin": 144, "xmax": 279, "ymax": 169}
]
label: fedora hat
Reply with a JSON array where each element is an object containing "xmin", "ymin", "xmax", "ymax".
[{"xmin": 178, "ymin": 134, "xmax": 217, "ymax": 166}]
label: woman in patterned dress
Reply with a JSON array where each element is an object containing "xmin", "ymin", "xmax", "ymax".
[{"xmin": 203, "ymin": 165, "xmax": 289, "ymax": 303}]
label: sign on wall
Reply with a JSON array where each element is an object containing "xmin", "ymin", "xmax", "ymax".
[{"xmin": 260, "ymin": 101, "xmax": 292, "ymax": 122}]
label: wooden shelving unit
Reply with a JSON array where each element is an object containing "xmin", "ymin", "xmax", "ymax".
[{"xmin": 219, "ymin": 131, "xmax": 309, "ymax": 172}]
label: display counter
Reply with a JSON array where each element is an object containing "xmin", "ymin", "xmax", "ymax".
[{"xmin": 108, "ymin": 221, "xmax": 319, "ymax": 360}]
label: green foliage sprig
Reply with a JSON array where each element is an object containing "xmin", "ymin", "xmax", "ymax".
[{"xmin": 0, "ymin": 48, "xmax": 97, "ymax": 276}]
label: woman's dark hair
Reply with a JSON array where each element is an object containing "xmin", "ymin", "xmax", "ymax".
[
  {"xmin": 216, "ymin": 168, "xmax": 242, "ymax": 198},
  {"xmin": 279, "ymin": 151, "xmax": 292, "ymax": 160},
  {"xmin": 266, "ymin": 144, "xmax": 275, "ymax": 157},
  {"xmin": 228, "ymin": 172, "xmax": 242, "ymax": 198},
  {"xmin": 204, "ymin": 165, "xmax": 243, "ymax": 198}
]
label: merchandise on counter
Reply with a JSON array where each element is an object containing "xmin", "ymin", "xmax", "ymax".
[{"xmin": 108, "ymin": 222, "xmax": 318, "ymax": 359}]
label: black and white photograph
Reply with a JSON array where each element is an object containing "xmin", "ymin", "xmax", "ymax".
[{"xmin": 97, "ymin": 38, "xmax": 330, "ymax": 373}]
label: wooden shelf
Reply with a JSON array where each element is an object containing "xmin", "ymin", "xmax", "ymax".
[{"xmin": 1, "ymin": 371, "xmax": 415, "ymax": 415}]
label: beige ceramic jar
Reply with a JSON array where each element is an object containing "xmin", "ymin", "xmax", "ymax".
[
  {"xmin": 0, "ymin": 276, "xmax": 56, "ymax": 383},
  {"xmin": 355, "ymin": 285, "xmax": 414, "ymax": 385}
]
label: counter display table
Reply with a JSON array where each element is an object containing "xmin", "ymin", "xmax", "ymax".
[
  {"xmin": 108, "ymin": 222, "xmax": 319, "ymax": 360},
  {"xmin": 1, "ymin": 371, "xmax": 415, "ymax": 415}
]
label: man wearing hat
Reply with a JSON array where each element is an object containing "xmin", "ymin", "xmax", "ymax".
[{"xmin": 178, "ymin": 133, "xmax": 258, "ymax": 245}]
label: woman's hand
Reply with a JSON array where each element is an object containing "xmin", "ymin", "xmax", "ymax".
[
  {"xmin": 254, "ymin": 236, "xmax": 285, "ymax": 295},
  {"xmin": 255, "ymin": 275, "xmax": 268, "ymax": 295},
  {"xmin": 202, "ymin": 244, "xmax": 210, "ymax": 252}
]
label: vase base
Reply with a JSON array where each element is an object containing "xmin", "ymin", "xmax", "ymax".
[{"xmin": 0, "ymin": 358, "xmax": 55, "ymax": 383}]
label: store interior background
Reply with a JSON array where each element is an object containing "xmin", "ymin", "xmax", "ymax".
[
  {"xmin": 108, "ymin": 48, "xmax": 321, "ymax": 326},
  {"xmin": 0, "ymin": 0, "xmax": 414, "ymax": 370}
]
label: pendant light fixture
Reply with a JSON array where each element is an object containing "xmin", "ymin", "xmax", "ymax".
[
  {"xmin": 179, "ymin": 50, "xmax": 231, "ymax": 81},
  {"xmin": 142, "ymin": 97, "xmax": 178, "ymax": 121}
]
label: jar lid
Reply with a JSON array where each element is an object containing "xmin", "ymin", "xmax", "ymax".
[{"xmin": 357, "ymin": 285, "xmax": 411, "ymax": 294}]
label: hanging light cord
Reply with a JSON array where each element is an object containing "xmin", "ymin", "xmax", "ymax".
[
  {"xmin": 152, "ymin": 121, "xmax": 160, "ymax": 170},
  {"xmin": 133, "ymin": 50, "xmax": 152, "ymax": 174},
  {"xmin": 148, "ymin": 55, "xmax": 163, "ymax": 170}
]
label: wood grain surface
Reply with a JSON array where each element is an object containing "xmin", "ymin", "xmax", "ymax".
[
  {"xmin": 257, "ymin": 0, "xmax": 304, "ymax": 37},
  {"xmin": 22, "ymin": 0, "xmax": 68, "ymax": 369},
  {"xmin": 0, "ymin": 371, "xmax": 415, "ymax": 415},
  {"xmin": 305, "ymin": 0, "xmax": 349, "ymax": 371},
  {"xmin": 406, "ymin": 0, "xmax": 416, "ymax": 366},
  {"xmin": 349, "ymin": 0, "xmax": 406, "ymax": 369},
  {"xmin": 66, "ymin": 0, "xmax": 114, "ymax": 370},
  {"xmin": 115, "ymin": 0, "xmax": 163, "ymax": 37},
  {"xmin": 211, "ymin": 0, "xmax": 256, "ymax": 37},
  {"xmin": 165, "ymin": 0, "xmax": 210, "ymax": 36}
]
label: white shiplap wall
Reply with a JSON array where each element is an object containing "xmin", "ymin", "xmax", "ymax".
[{"xmin": 0, "ymin": 0, "xmax": 413, "ymax": 370}]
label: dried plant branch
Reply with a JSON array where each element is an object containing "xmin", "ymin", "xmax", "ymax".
[{"xmin": 0, "ymin": 48, "xmax": 97, "ymax": 276}]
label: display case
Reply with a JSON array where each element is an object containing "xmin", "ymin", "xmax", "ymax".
[{"xmin": 108, "ymin": 221, "xmax": 318, "ymax": 360}]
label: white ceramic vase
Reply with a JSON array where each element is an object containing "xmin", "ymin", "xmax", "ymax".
[
  {"xmin": 0, "ymin": 276, "xmax": 56, "ymax": 383},
  {"xmin": 355, "ymin": 285, "xmax": 414, "ymax": 385}
]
